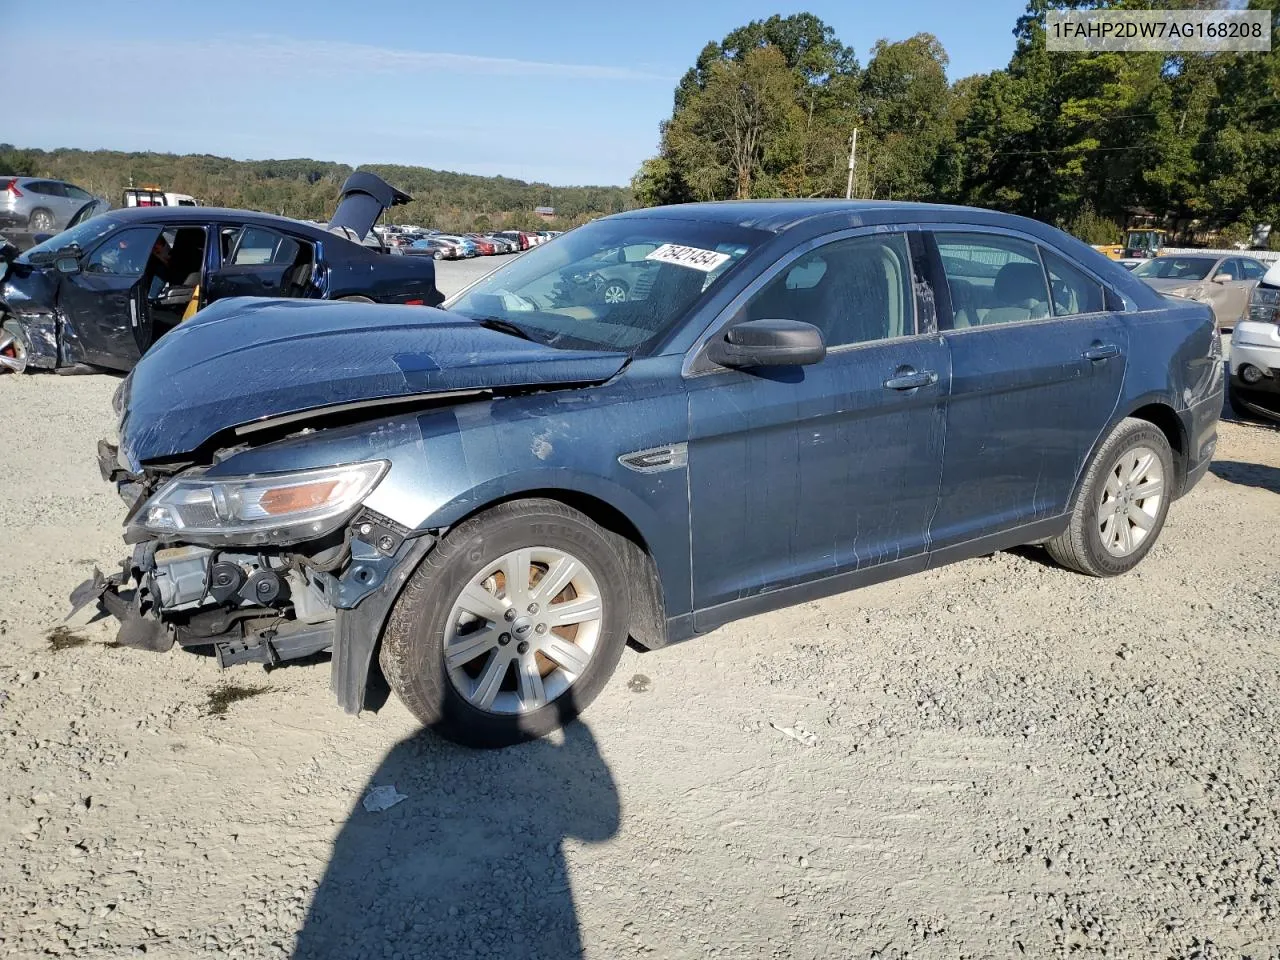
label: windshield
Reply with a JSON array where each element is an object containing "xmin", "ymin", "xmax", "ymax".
[
  {"xmin": 1132, "ymin": 257, "xmax": 1216, "ymax": 281},
  {"xmin": 447, "ymin": 217, "xmax": 764, "ymax": 354},
  {"xmin": 19, "ymin": 215, "xmax": 121, "ymax": 262}
]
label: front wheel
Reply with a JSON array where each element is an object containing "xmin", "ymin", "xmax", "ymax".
[
  {"xmin": 1045, "ymin": 418, "xmax": 1174, "ymax": 577},
  {"xmin": 0, "ymin": 325, "xmax": 28, "ymax": 373},
  {"xmin": 601, "ymin": 279, "xmax": 629, "ymax": 304},
  {"xmin": 379, "ymin": 499, "xmax": 631, "ymax": 747}
]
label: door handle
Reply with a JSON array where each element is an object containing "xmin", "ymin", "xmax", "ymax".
[
  {"xmin": 1083, "ymin": 343, "xmax": 1120, "ymax": 361},
  {"xmin": 883, "ymin": 370, "xmax": 938, "ymax": 391}
]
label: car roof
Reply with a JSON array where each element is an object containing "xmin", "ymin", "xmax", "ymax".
[
  {"xmin": 100, "ymin": 204, "xmax": 338, "ymax": 242},
  {"xmin": 608, "ymin": 199, "xmax": 1065, "ymax": 235}
]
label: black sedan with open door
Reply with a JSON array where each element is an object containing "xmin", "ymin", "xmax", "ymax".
[{"xmin": 0, "ymin": 173, "xmax": 444, "ymax": 374}]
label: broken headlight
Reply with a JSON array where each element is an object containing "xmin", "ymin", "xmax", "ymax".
[{"xmin": 127, "ymin": 461, "xmax": 389, "ymax": 545}]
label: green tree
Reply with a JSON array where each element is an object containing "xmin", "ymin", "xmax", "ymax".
[{"xmin": 666, "ymin": 45, "xmax": 802, "ymax": 200}]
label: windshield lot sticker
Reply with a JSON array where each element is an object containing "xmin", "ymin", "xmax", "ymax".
[{"xmin": 644, "ymin": 243, "xmax": 731, "ymax": 272}]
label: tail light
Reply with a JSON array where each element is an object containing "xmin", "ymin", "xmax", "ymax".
[{"xmin": 1, "ymin": 179, "xmax": 20, "ymax": 197}]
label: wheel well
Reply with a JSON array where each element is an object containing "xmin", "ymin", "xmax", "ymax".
[
  {"xmin": 1128, "ymin": 402, "xmax": 1187, "ymax": 485},
  {"xmin": 441, "ymin": 489, "xmax": 669, "ymax": 651}
]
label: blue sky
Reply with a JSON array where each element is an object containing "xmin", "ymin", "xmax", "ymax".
[{"xmin": 3, "ymin": 0, "xmax": 1027, "ymax": 186}]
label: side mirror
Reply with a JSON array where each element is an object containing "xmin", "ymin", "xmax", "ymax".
[
  {"xmin": 55, "ymin": 256, "xmax": 81, "ymax": 275},
  {"xmin": 706, "ymin": 318, "xmax": 826, "ymax": 369},
  {"xmin": 1213, "ymin": 273, "xmax": 1233, "ymax": 283}
]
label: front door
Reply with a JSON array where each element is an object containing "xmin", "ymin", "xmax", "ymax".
[
  {"xmin": 687, "ymin": 230, "xmax": 950, "ymax": 622},
  {"xmin": 58, "ymin": 224, "xmax": 162, "ymax": 369},
  {"xmin": 928, "ymin": 231, "xmax": 1129, "ymax": 551}
]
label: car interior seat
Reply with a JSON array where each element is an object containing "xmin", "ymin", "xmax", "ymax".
[
  {"xmin": 810, "ymin": 245, "xmax": 904, "ymax": 344},
  {"xmin": 981, "ymin": 261, "xmax": 1050, "ymax": 326},
  {"xmin": 947, "ymin": 278, "xmax": 981, "ymax": 328}
]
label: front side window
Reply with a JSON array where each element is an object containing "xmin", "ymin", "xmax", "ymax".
[
  {"xmin": 448, "ymin": 217, "xmax": 764, "ymax": 354},
  {"xmin": 935, "ymin": 232, "xmax": 1050, "ymax": 329},
  {"xmin": 84, "ymin": 226, "xmax": 161, "ymax": 277},
  {"xmin": 741, "ymin": 233, "xmax": 914, "ymax": 347},
  {"xmin": 1042, "ymin": 248, "xmax": 1105, "ymax": 316}
]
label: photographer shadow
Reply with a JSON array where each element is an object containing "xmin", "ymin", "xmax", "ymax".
[{"xmin": 293, "ymin": 703, "xmax": 618, "ymax": 960}]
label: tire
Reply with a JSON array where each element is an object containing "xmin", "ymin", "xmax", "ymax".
[
  {"xmin": 379, "ymin": 498, "xmax": 631, "ymax": 748},
  {"xmin": 1228, "ymin": 381, "xmax": 1259, "ymax": 422},
  {"xmin": 28, "ymin": 208, "xmax": 55, "ymax": 233},
  {"xmin": 1045, "ymin": 417, "xmax": 1174, "ymax": 577},
  {"xmin": 433, "ymin": 250, "xmax": 442, "ymax": 261},
  {"xmin": 601, "ymin": 279, "xmax": 629, "ymax": 305}
]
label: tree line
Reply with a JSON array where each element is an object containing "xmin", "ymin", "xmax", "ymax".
[
  {"xmin": 0, "ymin": 146, "xmax": 633, "ymax": 234},
  {"xmin": 633, "ymin": 1, "xmax": 1279, "ymax": 248}
]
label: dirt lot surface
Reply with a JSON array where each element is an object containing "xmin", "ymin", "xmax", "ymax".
[{"xmin": 2, "ymin": 268, "xmax": 1279, "ymax": 959}]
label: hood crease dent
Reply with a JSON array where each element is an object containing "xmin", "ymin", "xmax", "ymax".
[{"xmin": 119, "ymin": 299, "xmax": 628, "ymax": 467}]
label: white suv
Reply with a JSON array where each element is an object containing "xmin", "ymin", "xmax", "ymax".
[{"xmin": 1229, "ymin": 260, "xmax": 1280, "ymax": 421}]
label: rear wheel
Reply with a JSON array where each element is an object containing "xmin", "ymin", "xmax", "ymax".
[
  {"xmin": 1045, "ymin": 418, "xmax": 1174, "ymax": 577},
  {"xmin": 379, "ymin": 499, "xmax": 631, "ymax": 747},
  {"xmin": 601, "ymin": 279, "xmax": 629, "ymax": 304},
  {"xmin": 28, "ymin": 208, "xmax": 55, "ymax": 233}
]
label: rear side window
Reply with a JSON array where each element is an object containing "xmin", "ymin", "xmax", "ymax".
[
  {"xmin": 231, "ymin": 226, "xmax": 301, "ymax": 266},
  {"xmin": 1042, "ymin": 248, "xmax": 1105, "ymax": 316},
  {"xmin": 743, "ymin": 233, "xmax": 913, "ymax": 347},
  {"xmin": 1235, "ymin": 258, "xmax": 1267, "ymax": 281},
  {"xmin": 935, "ymin": 233, "xmax": 1050, "ymax": 329}
]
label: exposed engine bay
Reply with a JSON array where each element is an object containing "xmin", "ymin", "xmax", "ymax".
[{"xmin": 72, "ymin": 439, "xmax": 430, "ymax": 679}]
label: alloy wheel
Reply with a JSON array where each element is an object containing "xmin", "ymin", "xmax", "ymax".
[
  {"xmin": 1097, "ymin": 445, "xmax": 1165, "ymax": 557},
  {"xmin": 0, "ymin": 331, "xmax": 26, "ymax": 373},
  {"xmin": 603, "ymin": 283, "xmax": 628, "ymax": 304},
  {"xmin": 443, "ymin": 547, "xmax": 604, "ymax": 715}
]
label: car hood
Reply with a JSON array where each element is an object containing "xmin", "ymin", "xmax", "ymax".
[{"xmin": 118, "ymin": 298, "xmax": 629, "ymax": 467}]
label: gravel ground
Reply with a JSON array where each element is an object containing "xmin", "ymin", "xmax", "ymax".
[{"xmin": 1, "ymin": 267, "xmax": 1279, "ymax": 959}]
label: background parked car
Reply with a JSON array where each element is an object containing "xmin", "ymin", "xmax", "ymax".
[
  {"xmin": 0, "ymin": 177, "xmax": 107, "ymax": 248},
  {"xmin": 434, "ymin": 235, "xmax": 478, "ymax": 258},
  {"xmin": 1132, "ymin": 254, "xmax": 1267, "ymax": 329},
  {"xmin": 1228, "ymin": 261, "xmax": 1280, "ymax": 423},
  {"xmin": 0, "ymin": 173, "xmax": 443, "ymax": 374},
  {"xmin": 405, "ymin": 238, "xmax": 462, "ymax": 260}
]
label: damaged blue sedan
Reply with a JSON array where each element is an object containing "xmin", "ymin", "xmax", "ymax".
[{"xmin": 76, "ymin": 200, "xmax": 1223, "ymax": 747}]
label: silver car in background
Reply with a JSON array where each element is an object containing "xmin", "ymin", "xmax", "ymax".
[
  {"xmin": 1132, "ymin": 253, "xmax": 1269, "ymax": 329},
  {"xmin": 0, "ymin": 176, "xmax": 106, "ymax": 244}
]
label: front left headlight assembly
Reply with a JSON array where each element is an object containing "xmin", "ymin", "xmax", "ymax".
[{"xmin": 127, "ymin": 461, "xmax": 389, "ymax": 545}]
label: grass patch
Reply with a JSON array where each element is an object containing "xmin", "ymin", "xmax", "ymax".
[
  {"xmin": 206, "ymin": 683, "xmax": 271, "ymax": 716},
  {"xmin": 47, "ymin": 626, "xmax": 90, "ymax": 652}
]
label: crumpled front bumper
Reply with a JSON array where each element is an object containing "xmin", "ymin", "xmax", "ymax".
[{"xmin": 68, "ymin": 562, "xmax": 172, "ymax": 652}]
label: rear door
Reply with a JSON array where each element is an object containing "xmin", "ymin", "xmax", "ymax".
[
  {"xmin": 202, "ymin": 224, "xmax": 303, "ymax": 302},
  {"xmin": 58, "ymin": 224, "xmax": 162, "ymax": 368},
  {"xmin": 686, "ymin": 229, "xmax": 950, "ymax": 619},
  {"xmin": 927, "ymin": 230, "xmax": 1128, "ymax": 552}
]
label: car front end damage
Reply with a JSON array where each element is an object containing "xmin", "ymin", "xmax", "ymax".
[{"xmin": 73, "ymin": 442, "xmax": 435, "ymax": 713}]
